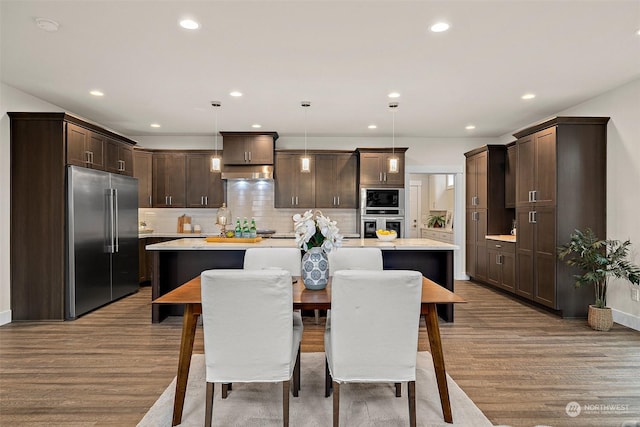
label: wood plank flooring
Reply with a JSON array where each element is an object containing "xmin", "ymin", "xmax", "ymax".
[{"xmin": 1, "ymin": 281, "xmax": 639, "ymax": 426}]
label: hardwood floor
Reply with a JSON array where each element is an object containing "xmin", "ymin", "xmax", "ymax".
[{"xmin": 1, "ymin": 281, "xmax": 639, "ymax": 426}]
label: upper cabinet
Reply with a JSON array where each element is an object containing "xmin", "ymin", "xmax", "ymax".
[
  {"xmin": 274, "ymin": 152, "xmax": 316, "ymax": 208},
  {"xmin": 66, "ymin": 123, "xmax": 105, "ymax": 170},
  {"xmin": 315, "ymin": 153, "xmax": 357, "ymax": 208},
  {"xmin": 152, "ymin": 152, "xmax": 186, "ymax": 208},
  {"xmin": 220, "ymin": 131, "xmax": 278, "ymax": 165},
  {"xmin": 186, "ymin": 152, "xmax": 224, "ymax": 208},
  {"xmin": 105, "ymin": 137, "xmax": 134, "ymax": 176},
  {"xmin": 516, "ymin": 128, "xmax": 556, "ymax": 207},
  {"xmin": 133, "ymin": 149, "xmax": 153, "ymax": 208},
  {"xmin": 356, "ymin": 148, "xmax": 407, "ymax": 187}
]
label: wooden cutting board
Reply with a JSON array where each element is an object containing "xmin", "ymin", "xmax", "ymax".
[{"xmin": 205, "ymin": 237, "xmax": 263, "ymax": 243}]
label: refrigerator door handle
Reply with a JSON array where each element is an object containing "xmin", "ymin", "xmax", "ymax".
[
  {"xmin": 106, "ymin": 189, "xmax": 116, "ymax": 254},
  {"xmin": 113, "ymin": 188, "xmax": 119, "ymax": 253}
]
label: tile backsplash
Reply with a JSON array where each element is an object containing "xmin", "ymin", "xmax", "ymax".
[{"xmin": 140, "ymin": 180, "xmax": 358, "ymax": 235}]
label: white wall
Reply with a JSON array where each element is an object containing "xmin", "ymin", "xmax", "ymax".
[{"xmin": 499, "ymin": 78, "xmax": 640, "ymax": 330}]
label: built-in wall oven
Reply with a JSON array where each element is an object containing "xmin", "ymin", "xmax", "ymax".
[{"xmin": 360, "ymin": 188, "xmax": 405, "ymax": 238}]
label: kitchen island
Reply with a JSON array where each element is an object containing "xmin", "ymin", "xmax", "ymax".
[{"xmin": 147, "ymin": 238, "xmax": 458, "ymax": 323}]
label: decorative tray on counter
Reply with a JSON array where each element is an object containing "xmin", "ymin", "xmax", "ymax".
[{"xmin": 205, "ymin": 237, "xmax": 263, "ymax": 243}]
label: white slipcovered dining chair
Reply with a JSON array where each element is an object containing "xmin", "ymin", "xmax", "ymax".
[
  {"xmin": 200, "ymin": 269, "xmax": 303, "ymax": 427},
  {"xmin": 324, "ymin": 269, "xmax": 423, "ymax": 427},
  {"xmin": 243, "ymin": 247, "xmax": 302, "ymax": 276},
  {"xmin": 327, "ymin": 247, "xmax": 383, "ymax": 275}
]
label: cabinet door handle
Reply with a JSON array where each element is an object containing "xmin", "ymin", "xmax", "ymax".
[
  {"xmin": 529, "ymin": 211, "xmax": 537, "ymax": 223},
  {"xmin": 495, "ymin": 244, "xmax": 502, "ymax": 248},
  {"xmin": 248, "ymin": 151, "xmax": 251, "ymax": 162},
  {"xmin": 295, "ymin": 196, "xmax": 299, "ymax": 205},
  {"xmin": 200, "ymin": 196, "xmax": 204, "ymax": 206},
  {"xmin": 532, "ymin": 190, "xmax": 537, "ymax": 202},
  {"xmin": 384, "ymin": 172, "xmax": 387, "ymax": 182},
  {"xmin": 169, "ymin": 196, "xmax": 172, "ymax": 206},
  {"xmin": 379, "ymin": 172, "xmax": 383, "ymax": 182},
  {"xmin": 205, "ymin": 196, "xmax": 208, "ymax": 206},
  {"xmin": 497, "ymin": 254, "xmax": 503, "ymax": 265},
  {"xmin": 333, "ymin": 196, "xmax": 336, "ymax": 206},
  {"xmin": 291, "ymin": 196, "xmax": 295, "ymax": 206},
  {"xmin": 149, "ymin": 195, "xmax": 152, "ymax": 206},
  {"xmin": 337, "ymin": 196, "xmax": 340, "ymax": 206}
]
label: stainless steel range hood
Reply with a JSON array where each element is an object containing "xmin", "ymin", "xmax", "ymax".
[{"xmin": 221, "ymin": 165, "xmax": 274, "ymax": 180}]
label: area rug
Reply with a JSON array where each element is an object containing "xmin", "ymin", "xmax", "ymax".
[{"xmin": 138, "ymin": 352, "xmax": 493, "ymax": 427}]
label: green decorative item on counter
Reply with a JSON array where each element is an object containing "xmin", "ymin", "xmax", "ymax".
[
  {"xmin": 427, "ymin": 214, "xmax": 446, "ymax": 228},
  {"xmin": 558, "ymin": 228, "xmax": 640, "ymax": 331}
]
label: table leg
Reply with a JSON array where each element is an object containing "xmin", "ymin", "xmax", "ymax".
[
  {"xmin": 172, "ymin": 303, "xmax": 199, "ymax": 426},
  {"xmin": 424, "ymin": 303, "xmax": 453, "ymax": 423}
]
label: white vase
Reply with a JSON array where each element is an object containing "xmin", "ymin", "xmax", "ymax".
[{"xmin": 301, "ymin": 247, "xmax": 329, "ymax": 290}]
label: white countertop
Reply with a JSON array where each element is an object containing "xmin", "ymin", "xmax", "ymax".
[
  {"xmin": 146, "ymin": 238, "xmax": 458, "ymax": 251},
  {"xmin": 485, "ymin": 234, "xmax": 517, "ymax": 243},
  {"xmin": 140, "ymin": 232, "xmax": 362, "ymax": 239}
]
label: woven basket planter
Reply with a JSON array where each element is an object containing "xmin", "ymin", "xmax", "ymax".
[{"xmin": 587, "ymin": 305, "xmax": 613, "ymax": 331}]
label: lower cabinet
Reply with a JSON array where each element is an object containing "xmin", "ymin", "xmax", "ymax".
[
  {"xmin": 139, "ymin": 237, "xmax": 176, "ymax": 283},
  {"xmin": 486, "ymin": 241, "xmax": 515, "ymax": 292},
  {"xmin": 421, "ymin": 228, "xmax": 454, "ymax": 244}
]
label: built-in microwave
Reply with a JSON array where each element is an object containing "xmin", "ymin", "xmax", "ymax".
[{"xmin": 361, "ymin": 188, "xmax": 404, "ymax": 216}]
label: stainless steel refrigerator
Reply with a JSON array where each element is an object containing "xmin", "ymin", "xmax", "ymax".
[{"xmin": 66, "ymin": 165, "xmax": 139, "ymax": 319}]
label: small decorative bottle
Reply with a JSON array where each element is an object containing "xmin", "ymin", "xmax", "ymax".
[
  {"xmin": 234, "ymin": 218, "xmax": 242, "ymax": 238},
  {"xmin": 250, "ymin": 218, "xmax": 257, "ymax": 238},
  {"xmin": 242, "ymin": 217, "xmax": 250, "ymax": 238}
]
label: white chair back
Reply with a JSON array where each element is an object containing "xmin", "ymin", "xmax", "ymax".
[
  {"xmin": 327, "ymin": 248, "xmax": 383, "ymax": 276},
  {"xmin": 243, "ymin": 248, "xmax": 302, "ymax": 276},
  {"xmin": 201, "ymin": 269, "xmax": 295, "ymax": 383},
  {"xmin": 326, "ymin": 269, "xmax": 422, "ymax": 382}
]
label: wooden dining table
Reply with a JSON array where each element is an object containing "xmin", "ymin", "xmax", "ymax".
[{"xmin": 153, "ymin": 275, "xmax": 466, "ymax": 425}]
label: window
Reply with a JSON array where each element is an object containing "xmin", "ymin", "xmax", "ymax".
[{"xmin": 446, "ymin": 174, "xmax": 454, "ymax": 189}]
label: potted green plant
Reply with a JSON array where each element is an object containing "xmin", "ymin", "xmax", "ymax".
[
  {"xmin": 427, "ymin": 214, "xmax": 446, "ymax": 228},
  {"xmin": 558, "ymin": 228, "xmax": 640, "ymax": 331}
]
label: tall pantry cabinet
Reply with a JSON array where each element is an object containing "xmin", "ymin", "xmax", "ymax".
[
  {"xmin": 464, "ymin": 145, "xmax": 513, "ymax": 282},
  {"xmin": 514, "ymin": 117, "xmax": 609, "ymax": 317}
]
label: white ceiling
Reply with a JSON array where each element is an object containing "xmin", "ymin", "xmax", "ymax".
[{"xmin": 2, "ymin": 0, "xmax": 639, "ymax": 139}]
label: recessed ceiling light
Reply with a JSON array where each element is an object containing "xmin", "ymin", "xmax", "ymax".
[
  {"xmin": 89, "ymin": 90, "xmax": 104, "ymax": 97},
  {"xmin": 430, "ymin": 22, "xmax": 450, "ymax": 33},
  {"xmin": 179, "ymin": 19, "xmax": 199, "ymax": 30},
  {"xmin": 251, "ymin": 124, "xmax": 262, "ymax": 128},
  {"xmin": 388, "ymin": 92, "xmax": 400, "ymax": 98},
  {"xmin": 368, "ymin": 125, "xmax": 377, "ymax": 129},
  {"xmin": 35, "ymin": 17, "xmax": 59, "ymax": 32},
  {"xmin": 465, "ymin": 125, "xmax": 476, "ymax": 130},
  {"xmin": 636, "ymin": 28, "xmax": 640, "ymax": 36},
  {"xmin": 521, "ymin": 93, "xmax": 536, "ymax": 100},
  {"xmin": 150, "ymin": 123, "xmax": 161, "ymax": 128},
  {"xmin": 230, "ymin": 91, "xmax": 243, "ymax": 97}
]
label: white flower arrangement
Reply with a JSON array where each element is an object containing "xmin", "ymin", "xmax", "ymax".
[{"xmin": 293, "ymin": 210, "xmax": 343, "ymax": 253}]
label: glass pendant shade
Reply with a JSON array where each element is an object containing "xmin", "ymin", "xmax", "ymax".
[
  {"xmin": 388, "ymin": 157, "xmax": 399, "ymax": 174},
  {"xmin": 211, "ymin": 156, "xmax": 221, "ymax": 172},
  {"xmin": 300, "ymin": 156, "xmax": 311, "ymax": 173}
]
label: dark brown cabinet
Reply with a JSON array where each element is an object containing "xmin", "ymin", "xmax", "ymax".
[
  {"xmin": 8, "ymin": 112, "xmax": 138, "ymax": 321},
  {"xmin": 487, "ymin": 240, "xmax": 516, "ymax": 292},
  {"xmin": 505, "ymin": 142, "xmax": 516, "ymax": 208},
  {"xmin": 133, "ymin": 149, "xmax": 153, "ymax": 208},
  {"xmin": 186, "ymin": 152, "xmax": 224, "ymax": 208},
  {"xmin": 357, "ymin": 148, "xmax": 407, "ymax": 187},
  {"xmin": 513, "ymin": 117, "xmax": 609, "ymax": 317},
  {"xmin": 464, "ymin": 145, "xmax": 513, "ymax": 281},
  {"xmin": 153, "ymin": 153, "xmax": 186, "ymax": 207},
  {"xmin": 66, "ymin": 123, "xmax": 105, "ymax": 170},
  {"xmin": 315, "ymin": 153, "xmax": 357, "ymax": 208},
  {"xmin": 221, "ymin": 131, "xmax": 278, "ymax": 165},
  {"xmin": 274, "ymin": 152, "xmax": 316, "ymax": 208},
  {"xmin": 105, "ymin": 137, "xmax": 134, "ymax": 176},
  {"xmin": 516, "ymin": 128, "xmax": 556, "ymax": 207}
]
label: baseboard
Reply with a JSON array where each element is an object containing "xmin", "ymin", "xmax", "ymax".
[
  {"xmin": 612, "ymin": 308, "xmax": 640, "ymax": 332},
  {"xmin": 0, "ymin": 309, "xmax": 12, "ymax": 326}
]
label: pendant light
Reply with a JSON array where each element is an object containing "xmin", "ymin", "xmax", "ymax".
[
  {"xmin": 388, "ymin": 102, "xmax": 399, "ymax": 173},
  {"xmin": 210, "ymin": 101, "xmax": 222, "ymax": 172},
  {"xmin": 300, "ymin": 101, "xmax": 311, "ymax": 173}
]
